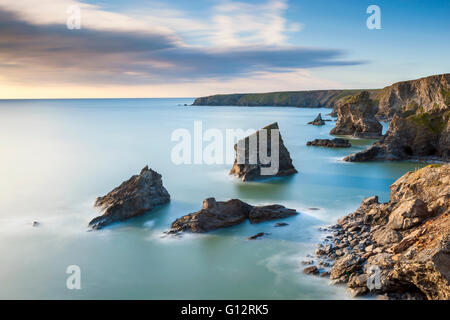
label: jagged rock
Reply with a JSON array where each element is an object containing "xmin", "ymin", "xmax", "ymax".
[
  {"xmin": 307, "ymin": 164, "xmax": 450, "ymax": 299},
  {"xmin": 170, "ymin": 198, "xmax": 251, "ymax": 233},
  {"xmin": 376, "ymin": 73, "xmax": 450, "ymax": 120},
  {"xmin": 306, "ymin": 138, "xmax": 351, "ymax": 148},
  {"xmin": 308, "ymin": 113, "xmax": 325, "ymax": 125},
  {"xmin": 249, "ymin": 205, "xmax": 297, "ymax": 223},
  {"xmin": 344, "ymin": 109, "xmax": 450, "ymax": 162},
  {"xmin": 330, "ymin": 91, "xmax": 382, "ymax": 139},
  {"xmin": 303, "ymin": 266, "xmax": 319, "ymax": 275},
  {"xmin": 387, "ymin": 199, "xmax": 429, "ymax": 230},
  {"xmin": 169, "ymin": 198, "xmax": 298, "ymax": 233},
  {"xmin": 229, "ymin": 122, "xmax": 297, "ymax": 181},
  {"xmin": 89, "ymin": 166, "xmax": 170, "ymax": 229}
]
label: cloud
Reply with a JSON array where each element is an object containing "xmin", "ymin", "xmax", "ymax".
[
  {"xmin": 0, "ymin": 1, "xmax": 364, "ymax": 87},
  {"xmin": 211, "ymin": 0, "xmax": 303, "ymax": 46}
]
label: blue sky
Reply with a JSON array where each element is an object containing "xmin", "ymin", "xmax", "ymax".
[{"xmin": 0, "ymin": 0, "xmax": 448, "ymax": 98}]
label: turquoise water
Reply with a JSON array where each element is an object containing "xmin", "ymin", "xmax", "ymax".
[{"xmin": 0, "ymin": 99, "xmax": 425, "ymax": 299}]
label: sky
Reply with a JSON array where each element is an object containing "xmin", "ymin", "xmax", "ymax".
[{"xmin": 0, "ymin": 0, "xmax": 449, "ymax": 99}]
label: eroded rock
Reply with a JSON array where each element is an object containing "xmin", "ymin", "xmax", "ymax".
[
  {"xmin": 89, "ymin": 166, "xmax": 170, "ymax": 229},
  {"xmin": 229, "ymin": 122, "xmax": 297, "ymax": 181}
]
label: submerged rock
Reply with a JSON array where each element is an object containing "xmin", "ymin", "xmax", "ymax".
[
  {"xmin": 306, "ymin": 138, "xmax": 351, "ymax": 148},
  {"xmin": 308, "ymin": 164, "xmax": 450, "ymax": 300},
  {"xmin": 229, "ymin": 122, "xmax": 297, "ymax": 181},
  {"xmin": 89, "ymin": 166, "xmax": 170, "ymax": 229},
  {"xmin": 330, "ymin": 91, "xmax": 382, "ymax": 139},
  {"xmin": 308, "ymin": 113, "xmax": 325, "ymax": 125},
  {"xmin": 169, "ymin": 197, "xmax": 298, "ymax": 233},
  {"xmin": 248, "ymin": 232, "xmax": 270, "ymax": 240}
]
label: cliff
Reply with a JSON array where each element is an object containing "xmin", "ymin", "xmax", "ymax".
[
  {"xmin": 376, "ymin": 73, "xmax": 450, "ymax": 120},
  {"xmin": 193, "ymin": 89, "xmax": 380, "ymax": 108},
  {"xmin": 310, "ymin": 164, "xmax": 450, "ymax": 299},
  {"xmin": 330, "ymin": 91, "xmax": 382, "ymax": 139}
]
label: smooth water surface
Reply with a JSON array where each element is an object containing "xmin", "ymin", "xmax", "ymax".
[{"xmin": 0, "ymin": 99, "xmax": 425, "ymax": 299}]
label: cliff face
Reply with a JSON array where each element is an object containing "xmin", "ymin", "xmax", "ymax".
[
  {"xmin": 193, "ymin": 89, "xmax": 379, "ymax": 108},
  {"xmin": 312, "ymin": 164, "xmax": 450, "ymax": 300},
  {"xmin": 330, "ymin": 91, "xmax": 382, "ymax": 139},
  {"xmin": 345, "ymin": 106, "xmax": 450, "ymax": 162},
  {"xmin": 376, "ymin": 73, "xmax": 450, "ymax": 120}
]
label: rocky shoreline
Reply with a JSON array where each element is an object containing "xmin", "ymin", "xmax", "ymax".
[{"xmin": 304, "ymin": 164, "xmax": 450, "ymax": 300}]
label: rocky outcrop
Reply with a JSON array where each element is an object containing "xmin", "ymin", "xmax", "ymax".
[
  {"xmin": 193, "ymin": 90, "xmax": 379, "ymax": 108},
  {"xmin": 306, "ymin": 138, "xmax": 351, "ymax": 148},
  {"xmin": 330, "ymin": 91, "xmax": 382, "ymax": 139},
  {"xmin": 344, "ymin": 109, "xmax": 450, "ymax": 162},
  {"xmin": 169, "ymin": 198, "xmax": 297, "ymax": 233},
  {"xmin": 229, "ymin": 122, "xmax": 297, "ymax": 181},
  {"xmin": 309, "ymin": 164, "xmax": 450, "ymax": 299},
  {"xmin": 89, "ymin": 166, "xmax": 170, "ymax": 229},
  {"xmin": 308, "ymin": 113, "xmax": 325, "ymax": 125},
  {"xmin": 376, "ymin": 73, "xmax": 450, "ymax": 120}
]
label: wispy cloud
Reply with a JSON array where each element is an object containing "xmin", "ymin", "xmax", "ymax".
[{"xmin": 0, "ymin": 0, "xmax": 364, "ymax": 90}]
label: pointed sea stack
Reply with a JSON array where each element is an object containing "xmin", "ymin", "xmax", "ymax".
[
  {"xmin": 89, "ymin": 166, "xmax": 170, "ymax": 229},
  {"xmin": 308, "ymin": 113, "xmax": 325, "ymax": 125},
  {"xmin": 229, "ymin": 122, "xmax": 297, "ymax": 181}
]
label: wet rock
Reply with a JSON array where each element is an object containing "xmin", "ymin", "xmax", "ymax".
[
  {"xmin": 169, "ymin": 198, "xmax": 297, "ymax": 233},
  {"xmin": 249, "ymin": 205, "xmax": 297, "ymax": 223},
  {"xmin": 303, "ymin": 266, "xmax": 319, "ymax": 275},
  {"xmin": 308, "ymin": 113, "xmax": 325, "ymax": 126},
  {"xmin": 229, "ymin": 122, "xmax": 297, "ymax": 181},
  {"xmin": 170, "ymin": 198, "xmax": 252, "ymax": 233},
  {"xmin": 248, "ymin": 232, "xmax": 270, "ymax": 240},
  {"xmin": 306, "ymin": 138, "xmax": 351, "ymax": 148},
  {"xmin": 89, "ymin": 166, "xmax": 170, "ymax": 230},
  {"xmin": 274, "ymin": 222, "xmax": 289, "ymax": 227}
]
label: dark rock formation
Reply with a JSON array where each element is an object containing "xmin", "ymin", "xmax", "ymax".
[
  {"xmin": 308, "ymin": 113, "xmax": 325, "ymax": 125},
  {"xmin": 330, "ymin": 91, "xmax": 382, "ymax": 139},
  {"xmin": 89, "ymin": 166, "xmax": 170, "ymax": 229},
  {"xmin": 248, "ymin": 232, "xmax": 270, "ymax": 240},
  {"xmin": 308, "ymin": 164, "xmax": 450, "ymax": 299},
  {"xmin": 193, "ymin": 90, "xmax": 379, "ymax": 108},
  {"xmin": 274, "ymin": 222, "xmax": 289, "ymax": 227},
  {"xmin": 345, "ymin": 109, "xmax": 450, "ymax": 162},
  {"xmin": 229, "ymin": 122, "xmax": 297, "ymax": 181},
  {"xmin": 376, "ymin": 73, "xmax": 450, "ymax": 120},
  {"xmin": 303, "ymin": 266, "xmax": 320, "ymax": 275},
  {"xmin": 306, "ymin": 138, "xmax": 351, "ymax": 148},
  {"xmin": 249, "ymin": 205, "xmax": 297, "ymax": 223},
  {"xmin": 169, "ymin": 198, "xmax": 297, "ymax": 233}
]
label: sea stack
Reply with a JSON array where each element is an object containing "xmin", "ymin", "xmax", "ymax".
[
  {"xmin": 229, "ymin": 122, "xmax": 297, "ymax": 181},
  {"xmin": 308, "ymin": 113, "xmax": 325, "ymax": 125},
  {"xmin": 169, "ymin": 198, "xmax": 297, "ymax": 233},
  {"xmin": 330, "ymin": 91, "xmax": 382, "ymax": 139},
  {"xmin": 89, "ymin": 166, "xmax": 170, "ymax": 229}
]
